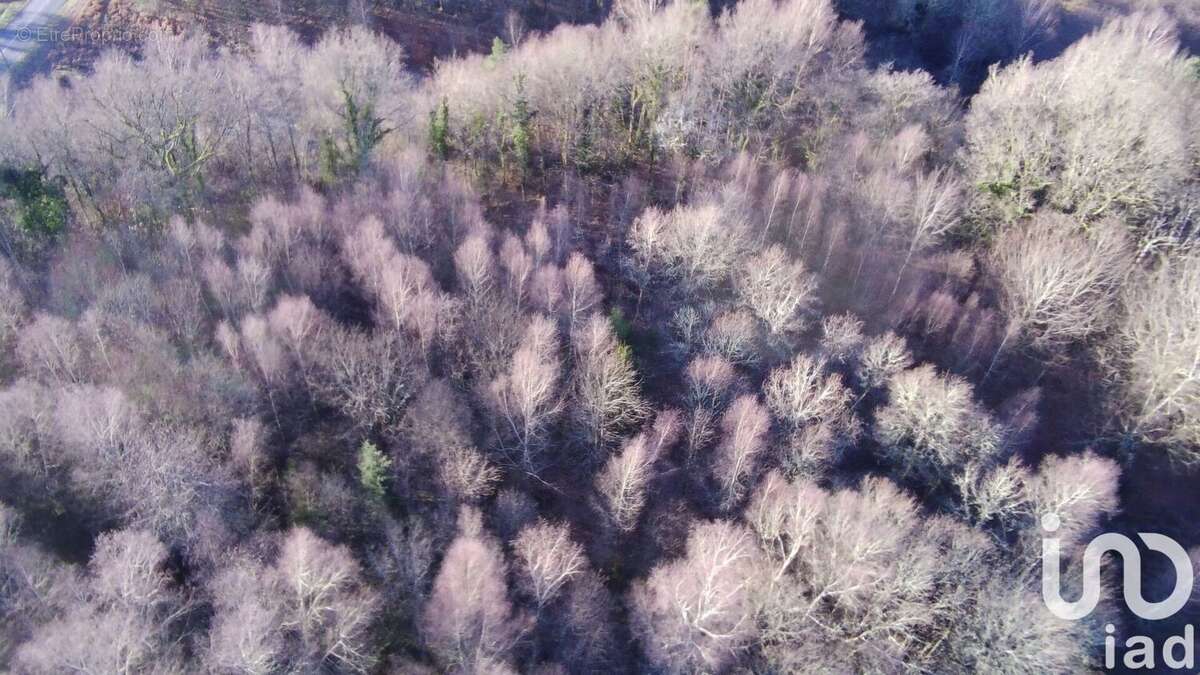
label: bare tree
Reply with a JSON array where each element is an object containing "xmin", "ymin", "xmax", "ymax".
[
  {"xmin": 965, "ymin": 11, "xmax": 1197, "ymax": 233},
  {"xmin": 405, "ymin": 288, "xmax": 458, "ymax": 363},
  {"xmin": 818, "ymin": 313, "xmax": 865, "ymax": 364},
  {"xmin": 17, "ymin": 529, "xmax": 190, "ymax": 674},
  {"xmin": 240, "ymin": 314, "xmax": 288, "ymax": 387},
  {"xmin": 504, "ymin": 9, "xmax": 529, "ymax": 48},
  {"xmin": 613, "ymin": 0, "xmax": 671, "ymax": 26},
  {"xmin": 230, "ymin": 417, "xmax": 272, "ymax": 504},
  {"xmin": 987, "ymin": 215, "xmax": 1129, "ymax": 378},
  {"xmin": 402, "ymin": 379, "xmax": 473, "ymax": 456},
  {"xmin": 0, "ymin": 260, "xmax": 26, "ymax": 363},
  {"xmin": 1114, "ymin": 254, "xmax": 1200, "ymax": 455},
  {"xmin": 783, "ymin": 421, "xmax": 852, "ymax": 479},
  {"xmin": 342, "ymin": 215, "xmax": 456, "ymax": 362},
  {"xmin": 853, "ymin": 331, "xmax": 912, "ymax": 401},
  {"xmin": 311, "ymin": 326, "xmax": 422, "ymax": 431},
  {"xmin": 52, "ymin": 384, "xmax": 139, "ymax": 455},
  {"xmin": 0, "ymin": 505, "xmax": 78, "ymax": 665},
  {"xmin": 0, "ymin": 381, "xmax": 51, "ymax": 490},
  {"xmin": 1028, "ymin": 452, "xmax": 1120, "ymax": 545},
  {"xmin": 208, "ymin": 581, "xmax": 284, "ymax": 675},
  {"xmin": 627, "ymin": 207, "xmax": 671, "ymax": 312},
  {"xmin": 746, "ymin": 473, "xmax": 996, "ymax": 672},
  {"xmin": 208, "ymin": 528, "xmax": 381, "ymax": 673},
  {"xmin": 342, "ymin": 216, "xmax": 393, "ymax": 297},
  {"xmin": 204, "ymin": 259, "xmax": 243, "ymax": 321},
  {"xmin": 702, "ymin": 310, "xmax": 760, "ymax": 366},
  {"xmin": 531, "ymin": 265, "xmax": 565, "ymax": 315},
  {"xmin": 562, "ymin": 253, "xmax": 602, "ymax": 329},
  {"xmin": 376, "ymin": 254, "xmax": 436, "ymax": 334},
  {"xmin": 763, "ymin": 353, "xmax": 851, "ymax": 432},
  {"xmin": 595, "ymin": 410, "xmax": 681, "ymax": 532},
  {"xmin": 685, "ymin": 355, "xmax": 737, "ymax": 409},
  {"xmin": 422, "ymin": 507, "xmax": 527, "ymax": 671},
  {"xmin": 542, "ymin": 569, "xmax": 619, "ymax": 672},
  {"xmin": 500, "ymin": 233, "xmax": 534, "ymax": 309},
  {"xmin": 490, "ymin": 315, "xmax": 562, "ymax": 473},
  {"xmin": 267, "ymin": 294, "xmax": 326, "ymax": 373},
  {"xmin": 455, "ymin": 232, "xmax": 496, "ymax": 303},
  {"xmin": 890, "ymin": 167, "xmax": 963, "ymax": 299},
  {"xmin": 682, "ymin": 355, "xmax": 737, "ymax": 461},
  {"xmin": 525, "ymin": 218, "xmax": 552, "ymax": 267},
  {"xmin": 713, "ymin": 395, "xmax": 771, "ymax": 509},
  {"xmin": 274, "ymin": 528, "xmax": 380, "ymax": 672},
  {"xmin": 1013, "ymin": 0, "xmax": 1059, "ymax": 53},
  {"xmin": 364, "ymin": 516, "xmax": 436, "ymax": 632},
  {"xmin": 16, "ymin": 314, "xmax": 85, "ymax": 386},
  {"xmin": 874, "ymin": 364, "xmax": 1001, "ymax": 484},
  {"xmin": 570, "ymin": 314, "xmax": 648, "ymax": 453},
  {"xmin": 672, "ymin": 0, "xmax": 854, "ymax": 157},
  {"xmin": 629, "ymin": 520, "xmax": 763, "ymax": 673},
  {"xmin": 940, "ymin": 577, "xmax": 1085, "ymax": 674},
  {"xmin": 492, "ymin": 489, "xmax": 539, "ymax": 543},
  {"xmin": 439, "ymin": 444, "xmax": 502, "ymax": 502},
  {"xmin": 954, "ymin": 457, "xmax": 1031, "ymax": 530},
  {"xmin": 237, "ymin": 256, "xmax": 273, "ymax": 314},
  {"xmin": 49, "ymin": 385, "xmax": 236, "ymax": 546},
  {"xmin": 744, "ymin": 470, "xmax": 825, "ymax": 584},
  {"xmin": 514, "ymin": 520, "xmax": 588, "ymax": 610},
  {"xmin": 734, "ymin": 245, "xmax": 818, "ymax": 336},
  {"xmin": 658, "ymin": 203, "xmax": 751, "ymax": 289}
]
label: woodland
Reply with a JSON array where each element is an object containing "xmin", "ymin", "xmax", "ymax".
[{"xmin": 0, "ymin": 0, "xmax": 1198, "ymax": 672}]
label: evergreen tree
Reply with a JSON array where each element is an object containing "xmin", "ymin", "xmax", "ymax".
[
  {"xmin": 358, "ymin": 440, "xmax": 392, "ymax": 501},
  {"xmin": 429, "ymin": 98, "xmax": 451, "ymax": 160}
]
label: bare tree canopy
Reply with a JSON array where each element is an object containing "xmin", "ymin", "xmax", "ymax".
[{"xmin": 0, "ymin": 0, "xmax": 1193, "ymax": 671}]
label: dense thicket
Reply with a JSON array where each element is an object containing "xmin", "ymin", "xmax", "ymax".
[{"xmin": 0, "ymin": 0, "xmax": 1197, "ymax": 672}]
